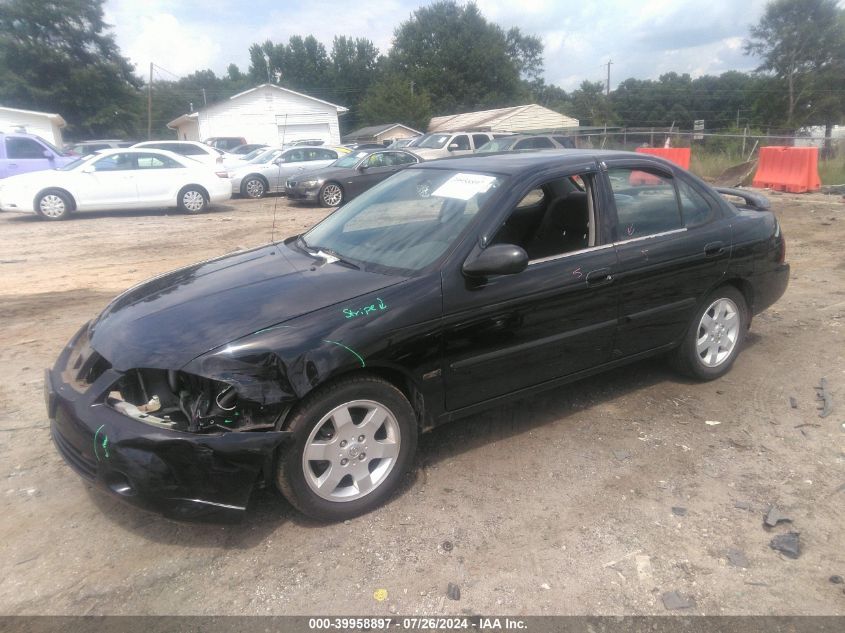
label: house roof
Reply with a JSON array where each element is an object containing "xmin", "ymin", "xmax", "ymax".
[
  {"xmin": 0, "ymin": 106, "xmax": 66, "ymax": 128},
  {"xmin": 342, "ymin": 123, "xmax": 422, "ymax": 140},
  {"xmin": 227, "ymin": 83, "xmax": 348, "ymax": 113},
  {"xmin": 428, "ymin": 104, "xmax": 577, "ymax": 133},
  {"xmin": 166, "ymin": 84, "xmax": 348, "ymax": 130}
]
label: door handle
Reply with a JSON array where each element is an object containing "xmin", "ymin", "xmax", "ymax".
[
  {"xmin": 704, "ymin": 241, "xmax": 726, "ymax": 257},
  {"xmin": 586, "ymin": 268, "xmax": 614, "ymax": 286}
]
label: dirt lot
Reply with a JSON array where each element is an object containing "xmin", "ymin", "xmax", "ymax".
[{"xmin": 0, "ymin": 191, "xmax": 843, "ymax": 616}]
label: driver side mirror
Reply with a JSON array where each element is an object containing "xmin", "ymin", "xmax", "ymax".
[
  {"xmin": 273, "ymin": 157, "xmax": 284, "ymax": 165},
  {"xmin": 463, "ymin": 244, "xmax": 528, "ymax": 278},
  {"xmin": 448, "ymin": 143, "xmax": 460, "ymax": 151},
  {"xmin": 81, "ymin": 165, "xmax": 95, "ymax": 173},
  {"xmin": 43, "ymin": 150, "xmax": 54, "ymax": 160}
]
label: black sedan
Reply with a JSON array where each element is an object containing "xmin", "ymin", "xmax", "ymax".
[
  {"xmin": 46, "ymin": 150, "xmax": 789, "ymax": 522},
  {"xmin": 286, "ymin": 149, "xmax": 421, "ymax": 207}
]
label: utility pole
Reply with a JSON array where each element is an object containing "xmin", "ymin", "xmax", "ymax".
[
  {"xmin": 147, "ymin": 62, "xmax": 153, "ymax": 140},
  {"xmin": 202, "ymin": 88, "xmax": 207, "ymax": 107},
  {"xmin": 605, "ymin": 59, "xmax": 613, "ymax": 96}
]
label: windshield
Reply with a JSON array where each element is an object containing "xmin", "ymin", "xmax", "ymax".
[
  {"xmin": 241, "ymin": 148, "xmax": 265, "ymax": 162},
  {"xmin": 417, "ymin": 134, "xmax": 450, "ymax": 149},
  {"xmin": 476, "ymin": 138, "xmax": 515, "ymax": 152},
  {"xmin": 333, "ymin": 151, "xmax": 369, "ymax": 168},
  {"xmin": 57, "ymin": 153, "xmax": 98, "ymax": 171},
  {"xmin": 251, "ymin": 149, "xmax": 283, "ymax": 164},
  {"xmin": 300, "ymin": 168, "xmax": 504, "ymax": 274}
]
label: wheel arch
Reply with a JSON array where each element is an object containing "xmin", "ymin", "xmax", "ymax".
[
  {"xmin": 240, "ymin": 173, "xmax": 269, "ymax": 193},
  {"xmin": 280, "ymin": 365, "xmax": 430, "ymax": 433},
  {"xmin": 718, "ymin": 277, "xmax": 754, "ymax": 319},
  {"xmin": 34, "ymin": 187, "xmax": 76, "ymax": 211},
  {"xmin": 179, "ymin": 183, "xmax": 210, "ymax": 201}
]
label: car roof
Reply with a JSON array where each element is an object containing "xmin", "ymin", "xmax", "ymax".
[
  {"xmin": 412, "ymin": 149, "xmax": 671, "ymax": 176},
  {"xmin": 84, "ymin": 147, "xmax": 197, "ymax": 162}
]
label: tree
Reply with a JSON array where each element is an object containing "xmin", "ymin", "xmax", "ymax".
[
  {"xmin": 570, "ymin": 80, "xmax": 613, "ymax": 126},
  {"xmin": 359, "ymin": 75, "xmax": 432, "ymax": 131},
  {"xmin": 387, "ymin": 1, "xmax": 525, "ymax": 114},
  {"xmin": 745, "ymin": 0, "xmax": 845, "ymax": 128},
  {"xmin": 0, "ymin": 0, "xmax": 142, "ymax": 138}
]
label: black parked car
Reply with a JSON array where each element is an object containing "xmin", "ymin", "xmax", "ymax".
[
  {"xmin": 46, "ymin": 150, "xmax": 788, "ymax": 522},
  {"xmin": 287, "ymin": 149, "xmax": 421, "ymax": 207}
]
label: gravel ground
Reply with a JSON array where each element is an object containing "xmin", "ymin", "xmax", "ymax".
[{"xmin": 0, "ymin": 191, "xmax": 843, "ymax": 615}]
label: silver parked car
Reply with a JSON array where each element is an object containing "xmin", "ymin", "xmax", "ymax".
[{"xmin": 228, "ymin": 146, "xmax": 343, "ymax": 198}]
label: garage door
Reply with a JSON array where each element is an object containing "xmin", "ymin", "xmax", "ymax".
[{"xmin": 278, "ymin": 123, "xmax": 331, "ymax": 144}]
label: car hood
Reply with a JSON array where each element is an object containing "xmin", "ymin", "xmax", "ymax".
[
  {"xmin": 0, "ymin": 169, "xmax": 66, "ymax": 188},
  {"xmin": 90, "ymin": 241, "xmax": 404, "ymax": 371}
]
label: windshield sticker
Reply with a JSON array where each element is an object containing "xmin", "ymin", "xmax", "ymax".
[
  {"xmin": 343, "ymin": 297, "xmax": 387, "ymax": 320},
  {"xmin": 432, "ymin": 173, "xmax": 496, "ymax": 200}
]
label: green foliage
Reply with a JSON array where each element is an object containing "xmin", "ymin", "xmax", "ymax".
[
  {"xmin": 745, "ymin": 0, "xmax": 845, "ymax": 127},
  {"xmin": 570, "ymin": 80, "xmax": 613, "ymax": 126},
  {"xmin": 386, "ymin": 1, "xmax": 529, "ymax": 115},
  {"xmin": 0, "ymin": 0, "xmax": 141, "ymax": 137},
  {"xmin": 358, "ymin": 75, "xmax": 432, "ymax": 132}
]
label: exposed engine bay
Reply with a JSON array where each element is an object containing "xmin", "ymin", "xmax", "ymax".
[{"xmin": 107, "ymin": 369, "xmax": 286, "ymax": 434}]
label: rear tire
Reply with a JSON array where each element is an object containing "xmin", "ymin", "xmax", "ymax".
[
  {"xmin": 276, "ymin": 375, "xmax": 417, "ymax": 521},
  {"xmin": 671, "ymin": 286, "xmax": 749, "ymax": 380},
  {"xmin": 35, "ymin": 190, "xmax": 72, "ymax": 220},
  {"xmin": 178, "ymin": 186, "xmax": 207, "ymax": 214}
]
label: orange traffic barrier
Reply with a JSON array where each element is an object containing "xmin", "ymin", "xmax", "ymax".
[
  {"xmin": 752, "ymin": 146, "xmax": 821, "ymax": 193},
  {"xmin": 634, "ymin": 147, "xmax": 691, "ymax": 169},
  {"xmin": 630, "ymin": 147, "xmax": 692, "ymax": 185}
]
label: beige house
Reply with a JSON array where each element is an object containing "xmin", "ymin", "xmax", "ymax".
[
  {"xmin": 167, "ymin": 84, "xmax": 348, "ymax": 146},
  {"xmin": 428, "ymin": 104, "xmax": 577, "ymax": 134},
  {"xmin": 342, "ymin": 123, "xmax": 422, "ymax": 144},
  {"xmin": 0, "ymin": 106, "xmax": 66, "ymax": 146}
]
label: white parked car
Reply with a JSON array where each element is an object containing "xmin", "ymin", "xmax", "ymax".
[
  {"xmin": 228, "ymin": 146, "xmax": 343, "ymax": 198},
  {"xmin": 410, "ymin": 131, "xmax": 497, "ymax": 160},
  {"xmin": 0, "ymin": 148, "xmax": 232, "ymax": 220},
  {"xmin": 132, "ymin": 140, "xmax": 230, "ymax": 167}
]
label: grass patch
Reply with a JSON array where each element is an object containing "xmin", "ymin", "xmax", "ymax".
[
  {"xmin": 819, "ymin": 156, "xmax": 845, "ymax": 185},
  {"xmin": 689, "ymin": 152, "xmax": 746, "ymax": 180}
]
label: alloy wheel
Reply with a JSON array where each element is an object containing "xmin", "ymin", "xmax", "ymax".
[
  {"xmin": 322, "ymin": 184, "xmax": 342, "ymax": 206},
  {"xmin": 301, "ymin": 399, "xmax": 401, "ymax": 502},
  {"xmin": 696, "ymin": 297, "xmax": 740, "ymax": 367}
]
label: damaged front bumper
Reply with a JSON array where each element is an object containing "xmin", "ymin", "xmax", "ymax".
[{"xmin": 45, "ymin": 329, "xmax": 292, "ymax": 521}]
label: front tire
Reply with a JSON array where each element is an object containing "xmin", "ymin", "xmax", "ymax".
[
  {"xmin": 178, "ymin": 186, "xmax": 207, "ymax": 214},
  {"xmin": 276, "ymin": 375, "xmax": 417, "ymax": 521},
  {"xmin": 671, "ymin": 286, "xmax": 748, "ymax": 380},
  {"xmin": 241, "ymin": 176, "xmax": 267, "ymax": 199},
  {"xmin": 319, "ymin": 182, "xmax": 344, "ymax": 207},
  {"xmin": 35, "ymin": 190, "xmax": 72, "ymax": 220}
]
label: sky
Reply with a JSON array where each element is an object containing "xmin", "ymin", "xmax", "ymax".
[{"xmin": 103, "ymin": 0, "xmax": 772, "ymax": 91}]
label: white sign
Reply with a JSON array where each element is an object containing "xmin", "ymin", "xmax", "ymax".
[
  {"xmin": 693, "ymin": 119, "xmax": 705, "ymax": 140},
  {"xmin": 432, "ymin": 173, "xmax": 497, "ymax": 200}
]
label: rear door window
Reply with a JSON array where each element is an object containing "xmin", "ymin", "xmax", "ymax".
[
  {"xmin": 607, "ymin": 167, "xmax": 683, "ymax": 239},
  {"xmin": 677, "ymin": 178, "xmax": 715, "ymax": 227},
  {"xmin": 472, "ymin": 134, "xmax": 490, "ymax": 149}
]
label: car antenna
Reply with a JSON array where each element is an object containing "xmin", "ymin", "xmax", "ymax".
[{"xmin": 270, "ymin": 149, "xmax": 283, "ymax": 243}]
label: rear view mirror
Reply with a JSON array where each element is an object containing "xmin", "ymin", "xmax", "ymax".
[{"xmin": 463, "ymin": 244, "xmax": 528, "ymax": 278}]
